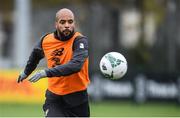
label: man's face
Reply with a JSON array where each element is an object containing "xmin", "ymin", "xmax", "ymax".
[{"xmin": 55, "ymin": 12, "xmax": 75, "ymax": 37}]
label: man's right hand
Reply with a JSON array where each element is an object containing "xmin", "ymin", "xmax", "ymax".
[{"xmin": 17, "ymin": 72, "xmax": 28, "ymax": 83}]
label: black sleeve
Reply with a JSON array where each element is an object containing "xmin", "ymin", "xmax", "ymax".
[
  {"xmin": 45, "ymin": 36, "xmax": 88, "ymax": 77},
  {"xmin": 24, "ymin": 37, "xmax": 45, "ymax": 76}
]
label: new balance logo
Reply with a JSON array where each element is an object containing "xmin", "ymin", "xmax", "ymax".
[{"xmin": 79, "ymin": 43, "xmax": 84, "ymax": 49}]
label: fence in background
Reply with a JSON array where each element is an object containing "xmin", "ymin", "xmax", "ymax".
[
  {"xmin": 88, "ymin": 73, "xmax": 180, "ymax": 103},
  {"xmin": 0, "ymin": 69, "xmax": 180, "ymax": 103}
]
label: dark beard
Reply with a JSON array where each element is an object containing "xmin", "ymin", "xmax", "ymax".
[{"xmin": 58, "ymin": 29, "xmax": 75, "ymax": 41}]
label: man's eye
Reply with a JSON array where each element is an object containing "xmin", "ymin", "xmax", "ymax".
[
  {"xmin": 59, "ymin": 20, "xmax": 65, "ymax": 24},
  {"xmin": 68, "ymin": 20, "xmax": 73, "ymax": 24}
]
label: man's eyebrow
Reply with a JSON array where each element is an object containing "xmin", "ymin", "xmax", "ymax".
[
  {"xmin": 59, "ymin": 19, "xmax": 73, "ymax": 21},
  {"xmin": 58, "ymin": 19, "xmax": 65, "ymax": 22}
]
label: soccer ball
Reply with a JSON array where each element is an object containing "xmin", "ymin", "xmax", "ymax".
[{"xmin": 99, "ymin": 52, "xmax": 128, "ymax": 80}]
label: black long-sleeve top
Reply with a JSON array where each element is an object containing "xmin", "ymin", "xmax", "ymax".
[{"xmin": 23, "ymin": 31, "xmax": 89, "ymax": 77}]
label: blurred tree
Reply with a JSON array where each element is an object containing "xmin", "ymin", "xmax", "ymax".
[
  {"xmin": 0, "ymin": 0, "xmax": 13, "ymax": 22},
  {"xmin": 130, "ymin": 0, "xmax": 167, "ymax": 73}
]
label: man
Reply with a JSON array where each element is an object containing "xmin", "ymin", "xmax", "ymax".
[{"xmin": 17, "ymin": 8, "xmax": 90, "ymax": 117}]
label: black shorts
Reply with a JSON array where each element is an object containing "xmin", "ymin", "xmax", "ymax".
[{"xmin": 43, "ymin": 89, "xmax": 90, "ymax": 117}]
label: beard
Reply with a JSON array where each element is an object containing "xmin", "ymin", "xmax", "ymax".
[
  {"xmin": 62, "ymin": 29, "xmax": 72, "ymax": 36},
  {"xmin": 58, "ymin": 29, "xmax": 75, "ymax": 40}
]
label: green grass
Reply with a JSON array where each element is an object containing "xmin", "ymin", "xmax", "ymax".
[
  {"xmin": 0, "ymin": 103, "xmax": 43, "ymax": 117},
  {"xmin": 0, "ymin": 100, "xmax": 180, "ymax": 117},
  {"xmin": 90, "ymin": 100, "xmax": 180, "ymax": 117}
]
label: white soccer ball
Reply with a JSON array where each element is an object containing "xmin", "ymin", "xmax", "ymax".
[{"xmin": 99, "ymin": 52, "xmax": 128, "ymax": 80}]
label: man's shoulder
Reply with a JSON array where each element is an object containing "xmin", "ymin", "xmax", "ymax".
[
  {"xmin": 74, "ymin": 32, "xmax": 88, "ymax": 41},
  {"xmin": 73, "ymin": 32, "xmax": 88, "ymax": 50},
  {"xmin": 41, "ymin": 32, "xmax": 54, "ymax": 40}
]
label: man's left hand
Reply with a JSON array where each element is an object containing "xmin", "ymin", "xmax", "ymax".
[{"xmin": 29, "ymin": 70, "xmax": 47, "ymax": 83}]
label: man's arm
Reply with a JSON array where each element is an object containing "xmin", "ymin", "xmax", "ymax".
[
  {"xmin": 45, "ymin": 36, "xmax": 88, "ymax": 77},
  {"xmin": 24, "ymin": 44, "xmax": 44, "ymax": 76},
  {"xmin": 17, "ymin": 37, "xmax": 45, "ymax": 83}
]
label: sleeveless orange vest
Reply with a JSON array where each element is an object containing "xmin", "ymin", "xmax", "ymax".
[{"xmin": 42, "ymin": 32, "xmax": 90, "ymax": 95}]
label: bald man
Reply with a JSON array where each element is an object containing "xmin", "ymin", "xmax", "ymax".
[{"xmin": 17, "ymin": 8, "xmax": 90, "ymax": 117}]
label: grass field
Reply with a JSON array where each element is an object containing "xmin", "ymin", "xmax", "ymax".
[{"xmin": 0, "ymin": 100, "xmax": 180, "ymax": 117}]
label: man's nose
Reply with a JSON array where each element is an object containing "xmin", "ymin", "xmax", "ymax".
[{"xmin": 64, "ymin": 22, "xmax": 69, "ymax": 28}]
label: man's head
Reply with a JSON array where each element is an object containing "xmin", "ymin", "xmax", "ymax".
[{"xmin": 55, "ymin": 8, "xmax": 75, "ymax": 38}]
